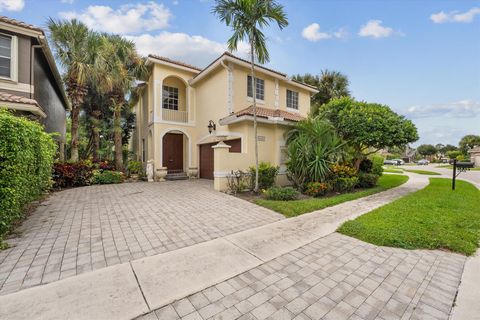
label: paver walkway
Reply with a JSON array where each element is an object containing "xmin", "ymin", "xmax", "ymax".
[
  {"xmin": 0, "ymin": 180, "xmax": 282, "ymax": 295},
  {"xmin": 138, "ymin": 233, "xmax": 465, "ymax": 320}
]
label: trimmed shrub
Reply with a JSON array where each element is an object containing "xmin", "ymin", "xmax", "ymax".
[
  {"xmin": 357, "ymin": 172, "xmax": 380, "ymax": 188},
  {"xmin": 52, "ymin": 162, "xmax": 93, "ymax": 189},
  {"xmin": 264, "ymin": 186, "xmax": 299, "ymax": 201},
  {"xmin": 91, "ymin": 170, "xmax": 124, "ymax": 184},
  {"xmin": 249, "ymin": 162, "xmax": 279, "ymax": 190},
  {"xmin": 333, "ymin": 177, "xmax": 359, "ymax": 192},
  {"xmin": 0, "ymin": 109, "xmax": 56, "ymax": 243},
  {"xmin": 305, "ymin": 182, "xmax": 331, "ymax": 197},
  {"xmin": 370, "ymin": 155, "xmax": 384, "ymax": 176}
]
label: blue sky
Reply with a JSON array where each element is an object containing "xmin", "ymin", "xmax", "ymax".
[{"xmin": 3, "ymin": 0, "xmax": 479, "ymax": 146}]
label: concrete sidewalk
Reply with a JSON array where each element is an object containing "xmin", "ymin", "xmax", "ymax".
[{"xmin": 0, "ymin": 173, "xmax": 429, "ymax": 320}]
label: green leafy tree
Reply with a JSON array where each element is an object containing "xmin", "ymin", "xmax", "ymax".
[
  {"xmin": 213, "ymin": 0, "xmax": 288, "ymax": 192},
  {"xmin": 322, "ymin": 97, "xmax": 418, "ymax": 169},
  {"xmin": 292, "ymin": 70, "xmax": 350, "ymax": 116},
  {"xmin": 417, "ymin": 144, "xmax": 437, "ymax": 158},
  {"xmin": 446, "ymin": 150, "xmax": 462, "ymax": 159},
  {"xmin": 48, "ymin": 19, "xmax": 99, "ymax": 162},
  {"xmin": 459, "ymin": 135, "xmax": 480, "ymax": 154}
]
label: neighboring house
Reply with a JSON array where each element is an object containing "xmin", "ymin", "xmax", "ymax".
[
  {"xmin": 468, "ymin": 146, "xmax": 480, "ymax": 167},
  {"xmin": 132, "ymin": 52, "xmax": 318, "ymax": 190},
  {"xmin": 0, "ymin": 16, "xmax": 69, "ymax": 159}
]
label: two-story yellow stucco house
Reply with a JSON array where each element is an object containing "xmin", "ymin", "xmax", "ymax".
[{"xmin": 131, "ymin": 52, "xmax": 317, "ymax": 190}]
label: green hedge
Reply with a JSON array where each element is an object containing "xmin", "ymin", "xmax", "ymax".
[{"xmin": 0, "ymin": 109, "xmax": 56, "ymax": 244}]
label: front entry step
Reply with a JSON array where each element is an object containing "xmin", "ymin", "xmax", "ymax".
[{"xmin": 165, "ymin": 172, "xmax": 189, "ymax": 181}]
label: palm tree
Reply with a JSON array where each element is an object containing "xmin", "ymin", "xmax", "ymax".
[
  {"xmin": 48, "ymin": 19, "xmax": 98, "ymax": 162},
  {"xmin": 213, "ymin": 0, "xmax": 288, "ymax": 193},
  {"xmin": 292, "ymin": 70, "xmax": 350, "ymax": 116},
  {"xmin": 99, "ymin": 34, "xmax": 148, "ymax": 171}
]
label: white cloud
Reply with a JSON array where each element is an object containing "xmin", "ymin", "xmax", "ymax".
[
  {"xmin": 127, "ymin": 32, "xmax": 249, "ymax": 67},
  {"xmin": 0, "ymin": 0, "xmax": 24, "ymax": 11},
  {"xmin": 301, "ymin": 23, "xmax": 347, "ymax": 42},
  {"xmin": 358, "ymin": 20, "xmax": 395, "ymax": 38},
  {"xmin": 407, "ymin": 100, "xmax": 480, "ymax": 118},
  {"xmin": 60, "ymin": 0, "xmax": 74, "ymax": 4},
  {"xmin": 59, "ymin": 2, "xmax": 172, "ymax": 34},
  {"xmin": 430, "ymin": 7, "xmax": 480, "ymax": 23}
]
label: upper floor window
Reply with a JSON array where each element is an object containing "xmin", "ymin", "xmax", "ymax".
[
  {"xmin": 286, "ymin": 90, "xmax": 298, "ymax": 110},
  {"xmin": 0, "ymin": 34, "xmax": 15, "ymax": 80},
  {"xmin": 162, "ymin": 86, "xmax": 178, "ymax": 110},
  {"xmin": 247, "ymin": 75, "xmax": 264, "ymax": 101}
]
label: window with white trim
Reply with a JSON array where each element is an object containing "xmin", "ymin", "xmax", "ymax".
[
  {"xmin": 286, "ymin": 90, "xmax": 298, "ymax": 110},
  {"xmin": 247, "ymin": 75, "xmax": 264, "ymax": 100},
  {"xmin": 162, "ymin": 85, "xmax": 179, "ymax": 110},
  {"xmin": 0, "ymin": 34, "xmax": 15, "ymax": 80}
]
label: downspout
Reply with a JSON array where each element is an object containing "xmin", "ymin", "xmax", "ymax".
[
  {"xmin": 30, "ymin": 44, "xmax": 42, "ymax": 99},
  {"xmin": 220, "ymin": 60, "xmax": 233, "ymax": 114}
]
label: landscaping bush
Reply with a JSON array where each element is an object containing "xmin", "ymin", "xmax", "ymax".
[
  {"xmin": 357, "ymin": 172, "xmax": 380, "ymax": 188},
  {"xmin": 52, "ymin": 162, "xmax": 94, "ymax": 189},
  {"xmin": 330, "ymin": 164, "xmax": 357, "ymax": 178},
  {"xmin": 91, "ymin": 170, "xmax": 124, "ymax": 184},
  {"xmin": 305, "ymin": 182, "xmax": 331, "ymax": 197},
  {"xmin": 333, "ymin": 177, "xmax": 359, "ymax": 192},
  {"xmin": 0, "ymin": 109, "xmax": 56, "ymax": 244},
  {"xmin": 264, "ymin": 186, "xmax": 299, "ymax": 201},
  {"xmin": 370, "ymin": 155, "xmax": 384, "ymax": 176},
  {"xmin": 249, "ymin": 162, "xmax": 279, "ymax": 190},
  {"xmin": 127, "ymin": 160, "xmax": 143, "ymax": 175},
  {"xmin": 359, "ymin": 159, "xmax": 373, "ymax": 173}
]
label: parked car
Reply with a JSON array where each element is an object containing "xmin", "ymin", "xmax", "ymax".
[
  {"xmin": 391, "ymin": 159, "xmax": 405, "ymax": 165},
  {"xmin": 384, "ymin": 159, "xmax": 397, "ymax": 165},
  {"xmin": 417, "ymin": 159, "xmax": 429, "ymax": 165}
]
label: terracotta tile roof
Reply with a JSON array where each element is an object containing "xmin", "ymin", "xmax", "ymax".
[
  {"xmin": 231, "ymin": 105, "xmax": 305, "ymax": 122},
  {"xmin": 0, "ymin": 92, "xmax": 42, "ymax": 108},
  {"xmin": 148, "ymin": 54, "xmax": 202, "ymax": 71},
  {"xmin": 0, "ymin": 16, "xmax": 44, "ymax": 34}
]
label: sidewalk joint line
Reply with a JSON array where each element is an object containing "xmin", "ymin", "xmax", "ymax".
[
  {"xmin": 223, "ymin": 237, "xmax": 266, "ymax": 263},
  {"xmin": 129, "ymin": 262, "xmax": 151, "ymax": 311}
]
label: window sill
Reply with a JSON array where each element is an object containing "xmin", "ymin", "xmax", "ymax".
[
  {"xmin": 286, "ymin": 107, "xmax": 300, "ymax": 113},
  {"xmin": 247, "ymin": 97, "xmax": 265, "ymax": 105}
]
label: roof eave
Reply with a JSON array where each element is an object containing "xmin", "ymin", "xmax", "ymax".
[{"xmin": 219, "ymin": 114, "xmax": 297, "ymax": 126}]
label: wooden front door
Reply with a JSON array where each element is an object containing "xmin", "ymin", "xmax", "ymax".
[{"xmin": 163, "ymin": 133, "xmax": 183, "ymax": 173}]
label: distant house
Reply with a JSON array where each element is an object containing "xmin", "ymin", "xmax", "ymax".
[
  {"xmin": 0, "ymin": 16, "xmax": 69, "ymax": 159},
  {"xmin": 132, "ymin": 52, "xmax": 318, "ymax": 190}
]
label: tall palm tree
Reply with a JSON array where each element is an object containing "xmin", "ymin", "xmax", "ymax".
[
  {"xmin": 213, "ymin": 0, "xmax": 288, "ymax": 193},
  {"xmin": 292, "ymin": 70, "xmax": 350, "ymax": 116},
  {"xmin": 48, "ymin": 19, "xmax": 98, "ymax": 162},
  {"xmin": 99, "ymin": 34, "xmax": 148, "ymax": 171}
]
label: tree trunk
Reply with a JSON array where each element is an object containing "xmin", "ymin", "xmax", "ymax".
[
  {"xmin": 113, "ymin": 102, "xmax": 123, "ymax": 171},
  {"xmin": 91, "ymin": 110, "xmax": 101, "ymax": 162},
  {"xmin": 250, "ymin": 39, "xmax": 259, "ymax": 193},
  {"xmin": 69, "ymin": 104, "xmax": 80, "ymax": 162}
]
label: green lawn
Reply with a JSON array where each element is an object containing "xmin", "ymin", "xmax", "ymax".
[
  {"xmin": 404, "ymin": 169, "xmax": 442, "ymax": 175},
  {"xmin": 384, "ymin": 168, "xmax": 403, "ymax": 173},
  {"xmin": 255, "ymin": 174, "xmax": 409, "ymax": 218},
  {"xmin": 338, "ymin": 178, "xmax": 480, "ymax": 255}
]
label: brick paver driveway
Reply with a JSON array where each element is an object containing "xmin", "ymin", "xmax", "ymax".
[
  {"xmin": 140, "ymin": 233, "xmax": 465, "ymax": 320},
  {"xmin": 0, "ymin": 180, "xmax": 283, "ymax": 295}
]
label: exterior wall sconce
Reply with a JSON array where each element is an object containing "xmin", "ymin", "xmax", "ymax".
[{"xmin": 208, "ymin": 120, "xmax": 216, "ymax": 134}]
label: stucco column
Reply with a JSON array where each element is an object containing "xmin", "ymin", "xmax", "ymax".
[{"xmin": 212, "ymin": 141, "xmax": 231, "ymax": 191}]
